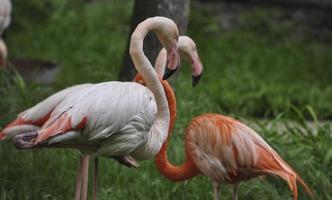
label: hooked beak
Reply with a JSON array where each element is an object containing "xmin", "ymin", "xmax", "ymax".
[
  {"xmin": 163, "ymin": 67, "xmax": 177, "ymax": 80},
  {"xmin": 192, "ymin": 72, "xmax": 203, "ymax": 87},
  {"xmin": 163, "ymin": 44, "xmax": 180, "ymax": 80},
  {"xmin": 191, "ymin": 55, "xmax": 203, "ymax": 87}
]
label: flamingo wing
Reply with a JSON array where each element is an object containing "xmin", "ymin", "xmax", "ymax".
[
  {"xmin": 186, "ymin": 114, "xmax": 248, "ymax": 182},
  {"xmin": 0, "ymin": 84, "xmax": 92, "ymax": 139},
  {"xmin": 187, "ymin": 114, "xmax": 283, "ymax": 178},
  {"xmin": 187, "ymin": 113, "xmax": 312, "ymax": 199}
]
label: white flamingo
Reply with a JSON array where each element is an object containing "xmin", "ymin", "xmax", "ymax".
[
  {"xmin": 0, "ymin": 0, "xmax": 11, "ymax": 67},
  {"xmin": 1, "ymin": 35, "xmax": 202, "ymax": 200},
  {"xmin": 2, "ymin": 16, "xmax": 180, "ymax": 200}
]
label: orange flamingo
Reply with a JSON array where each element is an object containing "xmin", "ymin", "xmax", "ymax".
[
  {"xmin": 156, "ymin": 113, "xmax": 314, "ymax": 200},
  {"xmin": 151, "ymin": 43, "xmax": 313, "ymax": 200}
]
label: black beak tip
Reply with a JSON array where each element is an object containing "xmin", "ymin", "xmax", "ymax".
[
  {"xmin": 163, "ymin": 68, "xmax": 177, "ymax": 80},
  {"xmin": 192, "ymin": 74, "xmax": 202, "ymax": 87}
]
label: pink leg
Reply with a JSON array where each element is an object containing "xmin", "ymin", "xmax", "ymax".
[
  {"xmin": 232, "ymin": 184, "xmax": 239, "ymax": 200},
  {"xmin": 213, "ymin": 182, "xmax": 220, "ymax": 200},
  {"xmin": 81, "ymin": 155, "xmax": 90, "ymax": 200},
  {"xmin": 92, "ymin": 158, "xmax": 99, "ymax": 200},
  {"xmin": 74, "ymin": 155, "xmax": 83, "ymax": 200}
]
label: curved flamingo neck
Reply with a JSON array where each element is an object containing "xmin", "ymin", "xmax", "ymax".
[
  {"xmin": 0, "ymin": 39, "xmax": 7, "ymax": 68},
  {"xmin": 155, "ymin": 79, "xmax": 200, "ymax": 181},
  {"xmin": 154, "ymin": 49, "xmax": 167, "ymax": 76},
  {"xmin": 133, "ymin": 74, "xmax": 200, "ymax": 181},
  {"xmin": 130, "ymin": 17, "xmax": 171, "ymax": 145}
]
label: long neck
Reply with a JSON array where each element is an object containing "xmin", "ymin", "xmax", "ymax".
[
  {"xmin": 0, "ymin": 39, "xmax": 7, "ymax": 68},
  {"xmin": 130, "ymin": 20, "xmax": 170, "ymax": 142},
  {"xmin": 155, "ymin": 79, "xmax": 200, "ymax": 181},
  {"xmin": 154, "ymin": 48, "xmax": 167, "ymax": 76}
]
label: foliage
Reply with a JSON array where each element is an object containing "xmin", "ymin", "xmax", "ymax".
[{"xmin": 187, "ymin": 7, "xmax": 332, "ymax": 119}]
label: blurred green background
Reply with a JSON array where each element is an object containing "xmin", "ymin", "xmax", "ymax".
[{"xmin": 0, "ymin": 0, "xmax": 331, "ymax": 199}]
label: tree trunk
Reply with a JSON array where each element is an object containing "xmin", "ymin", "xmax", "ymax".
[{"xmin": 119, "ymin": 0, "xmax": 190, "ymax": 81}]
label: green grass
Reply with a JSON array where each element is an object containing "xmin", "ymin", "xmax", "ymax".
[
  {"xmin": 0, "ymin": 0, "xmax": 332, "ymax": 199},
  {"xmin": 185, "ymin": 7, "xmax": 332, "ymax": 119}
]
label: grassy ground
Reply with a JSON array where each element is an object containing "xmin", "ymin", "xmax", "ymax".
[{"xmin": 0, "ymin": 0, "xmax": 331, "ymax": 199}]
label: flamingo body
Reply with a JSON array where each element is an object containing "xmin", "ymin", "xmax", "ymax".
[
  {"xmin": 186, "ymin": 114, "xmax": 299, "ymax": 184},
  {"xmin": 0, "ymin": 0, "xmax": 11, "ymax": 35},
  {"xmin": 13, "ymin": 81, "xmax": 168, "ymax": 161},
  {"xmin": 49, "ymin": 82, "xmax": 162, "ymax": 160}
]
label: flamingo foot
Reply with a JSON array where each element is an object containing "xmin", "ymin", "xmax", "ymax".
[
  {"xmin": 13, "ymin": 131, "xmax": 38, "ymax": 149},
  {"xmin": 113, "ymin": 156, "xmax": 140, "ymax": 168}
]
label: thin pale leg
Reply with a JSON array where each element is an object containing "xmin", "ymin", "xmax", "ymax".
[
  {"xmin": 74, "ymin": 155, "xmax": 83, "ymax": 200},
  {"xmin": 232, "ymin": 184, "xmax": 239, "ymax": 200},
  {"xmin": 81, "ymin": 155, "xmax": 90, "ymax": 200},
  {"xmin": 213, "ymin": 182, "xmax": 220, "ymax": 200},
  {"xmin": 92, "ymin": 158, "xmax": 99, "ymax": 200}
]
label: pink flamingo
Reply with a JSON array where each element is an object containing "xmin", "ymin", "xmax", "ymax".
[
  {"xmin": 1, "ymin": 16, "xmax": 180, "ymax": 200},
  {"xmin": 0, "ymin": 0, "xmax": 11, "ymax": 68},
  {"xmin": 155, "ymin": 50, "xmax": 313, "ymax": 200}
]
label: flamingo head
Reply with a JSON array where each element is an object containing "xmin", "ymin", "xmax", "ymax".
[
  {"xmin": 178, "ymin": 36, "xmax": 203, "ymax": 87},
  {"xmin": 0, "ymin": 39, "xmax": 7, "ymax": 68},
  {"xmin": 152, "ymin": 17, "xmax": 180, "ymax": 80},
  {"xmin": 163, "ymin": 36, "xmax": 204, "ymax": 87}
]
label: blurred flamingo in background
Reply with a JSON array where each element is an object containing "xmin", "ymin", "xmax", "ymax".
[
  {"xmin": 0, "ymin": 0, "xmax": 11, "ymax": 68},
  {"xmin": 1, "ymin": 16, "xmax": 180, "ymax": 200},
  {"xmin": 157, "ymin": 52, "xmax": 313, "ymax": 200}
]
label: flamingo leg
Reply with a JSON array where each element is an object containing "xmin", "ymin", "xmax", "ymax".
[
  {"xmin": 74, "ymin": 155, "xmax": 84, "ymax": 200},
  {"xmin": 81, "ymin": 155, "xmax": 90, "ymax": 200},
  {"xmin": 92, "ymin": 158, "xmax": 99, "ymax": 200},
  {"xmin": 232, "ymin": 184, "xmax": 239, "ymax": 200},
  {"xmin": 213, "ymin": 182, "xmax": 220, "ymax": 200}
]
